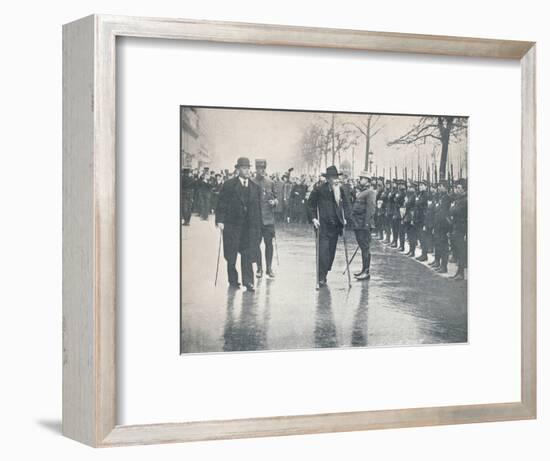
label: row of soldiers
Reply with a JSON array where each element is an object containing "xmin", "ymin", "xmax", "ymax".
[{"xmin": 370, "ymin": 175, "xmax": 468, "ymax": 280}]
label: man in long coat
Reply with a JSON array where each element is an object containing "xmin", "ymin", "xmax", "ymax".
[
  {"xmin": 308, "ymin": 165, "xmax": 352, "ymax": 287},
  {"xmin": 351, "ymin": 172, "xmax": 377, "ymax": 280},
  {"xmin": 215, "ymin": 157, "xmax": 262, "ymax": 291}
]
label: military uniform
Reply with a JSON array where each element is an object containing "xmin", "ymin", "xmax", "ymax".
[
  {"xmin": 351, "ymin": 173, "xmax": 377, "ymax": 278},
  {"xmin": 404, "ymin": 184, "xmax": 417, "ymax": 255},
  {"xmin": 432, "ymin": 184, "xmax": 451, "ymax": 272},
  {"xmin": 251, "ymin": 159, "xmax": 278, "ymax": 277},
  {"xmin": 450, "ymin": 179, "xmax": 468, "ymax": 279},
  {"xmin": 414, "ymin": 182, "xmax": 428, "ymax": 261}
]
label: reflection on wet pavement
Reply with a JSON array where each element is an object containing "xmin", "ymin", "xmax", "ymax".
[{"xmin": 181, "ymin": 218, "xmax": 467, "ymax": 354}]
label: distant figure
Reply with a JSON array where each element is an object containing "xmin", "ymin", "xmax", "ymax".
[
  {"xmin": 180, "ymin": 167, "xmax": 195, "ymax": 226},
  {"xmin": 308, "ymin": 166, "xmax": 352, "ymax": 287},
  {"xmin": 215, "ymin": 157, "xmax": 262, "ymax": 292}
]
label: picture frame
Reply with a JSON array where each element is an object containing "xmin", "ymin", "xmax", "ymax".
[{"xmin": 62, "ymin": 14, "xmax": 536, "ymax": 447}]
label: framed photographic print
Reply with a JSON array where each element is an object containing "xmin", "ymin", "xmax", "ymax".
[{"xmin": 63, "ymin": 15, "xmax": 536, "ymax": 447}]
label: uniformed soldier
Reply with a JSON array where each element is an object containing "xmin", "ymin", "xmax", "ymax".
[
  {"xmin": 387, "ymin": 179, "xmax": 398, "ymax": 246},
  {"xmin": 383, "ymin": 179, "xmax": 392, "ymax": 244},
  {"xmin": 414, "ymin": 180, "xmax": 429, "ymax": 261},
  {"xmin": 375, "ymin": 177, "xmax": 385, "ymax": 240},
  {"xmin": 450, "ymin": 178, "xmax": 468, "ymax": 280},
  {"xmin": 351, "ymin": 172, "xmax": 377, "ymax": 280},
  {"xmin": 394, "ymin": 179, "xmax": 407, "ymax": 250},
  {"xmin": 308, "ymin": 166, "xmax": 352, "ymax": 287},
  {"xmin": 432, "ymin": 179, "xmax": 451, "ymax": 273},
  {"xmin": 404, "ymin": 181, "xmax": 417, "ymax": 256},
  {"xmin": 252, "ymin": 159, "xmax": 278, "ymax": 279},
  {"xmin": 180, "ymin": 167, "xmax": 195, "ymax": 226},
  {"xmin": 215, "ymin": 157, "xmax": 263, "ymax": 292}
]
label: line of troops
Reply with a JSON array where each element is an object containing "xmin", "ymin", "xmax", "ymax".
[
  {"xmin": 183, "ymin": 157, "xmax": 468, "ymax": 291},
  {"xmin": 369, "ymin": 174, "xmax": 468, "ymax": 280}
]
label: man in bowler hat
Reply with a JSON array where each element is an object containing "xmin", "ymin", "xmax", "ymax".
[
  {"xmin": 215, "ymin": 157, "xmax": 262, "ymax": 291},
  {"xmin": 307, "ymin": 165, "xmax": 352, "ymax": 287}
]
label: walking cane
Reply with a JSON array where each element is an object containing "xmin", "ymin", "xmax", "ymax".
[
  {"xmin": 315, "ymin": 205, "xmax": 320, "ymax": 290},
  {"xmin": 342, "ymin": 222, "xmax": 352, "ymax": 288},
  {"xmin": 274, "ymin": 232, "xmax": 280, "ymax": 266},
  {"xmin": 214, "ymin": 228, "xmax": 223, "ymax": 287},
  {"xmin": 342, "ymin": 245, "xmax": 360, "ymax": 275},
  {"xmin": 315, "ymin": 227, "xmax": 320, "ymax": 290}
]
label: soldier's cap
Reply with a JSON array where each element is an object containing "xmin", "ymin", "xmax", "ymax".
[
  {"xmin": 203, "ymin": 166, "xmax": 210, "ymax": 171},
  {"xmin": 235, "ymin": 157, "xmax": 251, "ymax": 168},
  {"xmin": 397, "ymin": 179, "xmax": 406, "ymax": 185},
  {"xmin": 358, "ymin": 170, "xmax": 370, "ymax": 179},
  {"xmin": 385, "ymin": 179, "xmax": 391, "ymax": 184},
  {"xmin": 438, "ymin": 179, "xmax": 449, "ymax": 187},
  {"xmin": 391, "ymin": 178, "xmax": 398, "ymax": 183},
  {"xmin": 215, "ymin": 173, "xmax": 222, "ymax": 178},
  {"xmin": 420, "ymin": 180, "xmax": 428, "ymax": 185},
  {"xmin": 321, "ymin": 165, "xmax": 343, "ymax": 177},
  {"xmin": 255, "ymin": 158, "xmax": 267, "ymax": 168},
  {"xmin": 378, "ymin": 176, "xmax": 384, "ymax": 181},
  {"xmin": 182, "ymin": 167, "xmax": 191, "ymax": 172}
]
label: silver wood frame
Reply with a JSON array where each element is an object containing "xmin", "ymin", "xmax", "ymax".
[{"xmin": 62, "ymin": 14, "xmax": 537, "ymax": 447}]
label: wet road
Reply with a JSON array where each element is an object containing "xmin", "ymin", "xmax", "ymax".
[{"xmin": 181, "ymin": 216, "xmax": 467, "ymax": 354}]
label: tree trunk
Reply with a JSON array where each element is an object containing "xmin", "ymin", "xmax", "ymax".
[
  {"xmin": 438, "ymin": 129, "xmax": 450, "ymax": 180},
  {"xmin": 364, "ymin": 116, "xmax": 371, "ymax": 171}
]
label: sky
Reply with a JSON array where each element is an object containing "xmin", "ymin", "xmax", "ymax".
[{"xmin": 193, "ymin": 106, "xmax": 468, "ymax": 179}]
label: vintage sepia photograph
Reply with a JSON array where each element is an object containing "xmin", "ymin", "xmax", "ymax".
[{"xmin": 180, "ymin": 106, "xmax": 468, "ymax": 354}]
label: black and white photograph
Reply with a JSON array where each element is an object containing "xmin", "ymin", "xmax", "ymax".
[{"xmin": 180, "ymin": 106, "xmax": 468, "ymax": 354}]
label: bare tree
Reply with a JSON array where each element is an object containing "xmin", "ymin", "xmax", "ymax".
[
  {"xmin": 297, "ymin": 123, "xmax": 325, "ymax": 174},
  {"xmin": 387, "ymin": 116, "xmax": 467, "ymax": 179},
  {"xmin": 344, "ymin": 114, "xmax": 384, "ymax": 171},
  {"xmin": 319, "ymin": 114, "xmax": 358, "ymax": 168}
]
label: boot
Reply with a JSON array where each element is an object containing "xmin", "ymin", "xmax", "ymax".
[
  {"xmin": 416, "ymin": 253, "xmax": 428, "ymax": 262},
  {"xmin": 256, "ymin": 268, "xmax": 263, "ymax": 278},
  {"xmin": 390, "ymin": 242, "xmax": 398, "ymax": 248},
  {"xmin": 266, "ymin": 267, "xmax": 276, "ymax": 278},
  {"xmin": 353, "ymin": 269, "xmax": 365, "ymax": 277},
  {"xmin": 435, "ymin": 265, "xmax": 447, "ymax": 274},
  {"xmin": 355, "ymin": 271, "xmax": 371, "ymax": 281}
]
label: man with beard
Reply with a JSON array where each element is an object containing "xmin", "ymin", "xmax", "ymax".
[
  {"xmin": 308, "ymin": 166, "xmax": 352, "ymax": 287},
  {"xmin": 215, "ymin": 157, "xmax": 262, "ymax": 292},
  {"xmin": 251, "ymin": 159, "xmax": 278, "ymax": 278},
  {"xmin": 351, "ymin": 172, "xmax": 377, "ymax": 280}
]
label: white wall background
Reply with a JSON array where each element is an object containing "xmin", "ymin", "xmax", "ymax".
[{"xmin": 0, "ymin": 0, "xmax": 546, "ymax": 458}]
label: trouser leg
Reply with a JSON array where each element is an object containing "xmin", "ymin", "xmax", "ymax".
[
  {"xmin": 319, "ymin": 226, "xmax": 339, "ymax": 280},
  {"xmin": 240, "ymin": 250, "xmax": 253, "ymax": 286},
  {"xmin": 264, "ymin": 235, "xmax": 274, "ymax": 271},
  {"xmin": 354, "ymin": 229, "xmax": 370, "ymax": 273}
]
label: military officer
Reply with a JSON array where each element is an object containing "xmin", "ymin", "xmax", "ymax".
[
  {"xmin": 404, "ymin": 181, "xmax": 417, "ymax": 256},
  {"xmin": 414, "ymin": 180, "xmax": 429, "ymax": 261},
  {"xmin": 252, "ymin": 159, "xmax": 278, "ymax": 278},
  {"xmin": 450, "ymin": 178, "xmax": 468, "ymax": 280},
  {"xmin": 308, "ymin": 166, "xmax": 352, "ymax": 287},
  {"xmin": 351, "ymin": 172, "xmax": 377, "ymax": 280},
  {"xmin": 432, "ymin": 179, "xmax": 452, "ymax": 273},
  {"xmin": 215, "ymin": 157, "xmax": 262, "ymax": 292},
  {"xmin": 394, "ymin": 179, "xmax": 407, "ymax": 250}
]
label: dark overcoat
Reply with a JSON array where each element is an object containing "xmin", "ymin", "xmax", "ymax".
[
  {"xmin": 307, "ymin": 182, "xmax": 352, "ymax": 233},
  {"xmin": 215, "ymin": 177, "xmax": 262, "ymax": 258}
]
